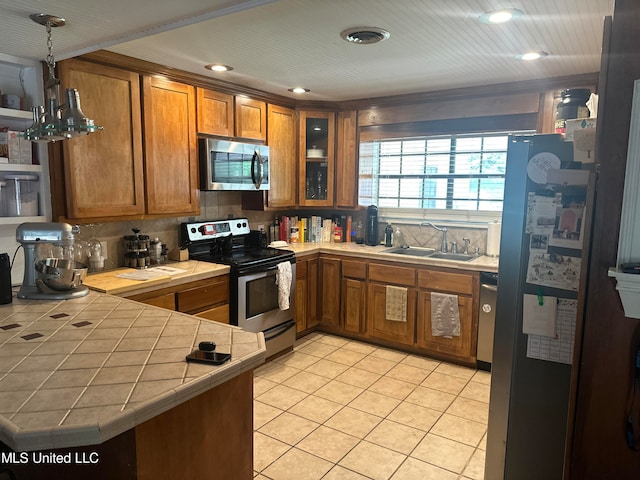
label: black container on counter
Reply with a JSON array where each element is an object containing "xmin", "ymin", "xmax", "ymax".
[
  {"xmin": 384, "ymin": 222, "xmax": 393, "ymax": 247},
  {"xmin": 0, "ymin": 253, "xmax": 12, "ymax": 304},
  {"xmin": 366, "ymin": 205, "xmax": 379, "ymax": 246}
]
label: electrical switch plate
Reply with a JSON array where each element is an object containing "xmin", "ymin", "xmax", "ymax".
[{"xmin": 100, "ymin": 241, "xmax": 108, "ymax": 260}]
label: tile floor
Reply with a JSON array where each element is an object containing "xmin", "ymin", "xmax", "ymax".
[{"xmin": 253, "ymin": 332, "xmax": 490, "ymax": 480}]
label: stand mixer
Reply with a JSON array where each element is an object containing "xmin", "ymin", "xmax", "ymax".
[{"xmin": 16, "ymin": 222, "xmax": 89, "ymax": 300}]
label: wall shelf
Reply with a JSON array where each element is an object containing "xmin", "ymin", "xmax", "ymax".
[{"xmin": 0, "ymin": 107, "xmax": 31, "ymax": 120}]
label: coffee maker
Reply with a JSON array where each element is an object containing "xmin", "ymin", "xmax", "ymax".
[
  {"xmin": 16, "ymin": 222, "xmax": 89, "ymax": 300},
  {"xmin": 366, "ymin": 205, "xmax": 379, "ymax": 246}
]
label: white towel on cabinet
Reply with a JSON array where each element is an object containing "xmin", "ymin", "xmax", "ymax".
[
  {"xmin": 276, "ymin": 261, "xmax": 292, "ymax": 310},
  {"xmin": 385, "ymin": 286, "xmax": 407, "ymax": 322},
  {"xmin": 431, "ymin": 292, "xmax": 460, "ymax": 338}
]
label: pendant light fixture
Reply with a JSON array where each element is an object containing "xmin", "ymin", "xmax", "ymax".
[{"xmin": 22, "ymin": 13, "xmax": 102, "ymax": 143}]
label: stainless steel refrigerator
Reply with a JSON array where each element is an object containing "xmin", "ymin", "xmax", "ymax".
[{"xmin": 485, "ymin": 134, "xmax": 593, "ymax": 479}]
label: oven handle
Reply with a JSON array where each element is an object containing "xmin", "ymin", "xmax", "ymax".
[
  {"xmin": 263, "ymin": 320, "xmax": 295, "ymax": 341},
  {"xmin": 237, "ymin": 260, "xmax": 294, "ymax": 276}
]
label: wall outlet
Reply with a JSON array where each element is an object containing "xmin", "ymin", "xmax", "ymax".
[{"xmin": 100, "ymin": 241, "xmax": 108, "ymax": 260}]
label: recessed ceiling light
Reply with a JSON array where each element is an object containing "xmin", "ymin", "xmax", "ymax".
[
  {"xmin": 288, "ymin": 87, "xmax": 310, "ymax": 94},
  {"xmin": 515, "ymin": 51, "xmax": 549, "ymax": 61},
  {"xmin": 340, "ymin": 27, "xmax": 390, "ymax": 45},
  {"xmin": 204, "ymin": 64, "xmax": 233, "ymax": 72},
  {"xmin": 479, "ymin": 8, "xmax": 523, "ymax": 24}
]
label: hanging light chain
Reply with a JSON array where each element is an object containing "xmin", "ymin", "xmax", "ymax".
[{"xmin": 45, "ymin": 20, "xmax": 56, "ymax": 79}]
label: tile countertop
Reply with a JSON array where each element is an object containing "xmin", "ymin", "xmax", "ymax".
[
  {"xmin": 0, "ymin": 291, "xmax": 265, "ymax": 452},
  {"xmin": 283, "ymin": 242, "xmax": 499, "ymax": 273}
]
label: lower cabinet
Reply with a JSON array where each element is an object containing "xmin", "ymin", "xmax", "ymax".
[
  {"xmin": 126, "ymin": 275, "xmax": 230, "ymax": 323},
  {"xmin": 319, "ymin": 256, "xmax": 341, "ymax": 328},
  {"xmin": 341, "ymin": 259, "xmax": 367, "ymax": 334},
  {"xmin": 295, "ymin": 255, "xmax": 319, "ymax": 334},
  {"xmin": 367, "ymin": 283, "xmax": 417, "ymax": 347}
]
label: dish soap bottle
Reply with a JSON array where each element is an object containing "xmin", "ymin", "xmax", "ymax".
[{"xmin": 384, "ymin": 222, "xmax": 393, "ymax": 247}]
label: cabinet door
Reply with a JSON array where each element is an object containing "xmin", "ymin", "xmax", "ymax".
[
  {"xmin": 295, "ymin": 259, "xmax": 307, "ymax": 333},
  {"xmin": 335, "ymin": 110, "xmax": 358, "ymax": 208},
  {"xmin": 128, "ymin": 292, "xmax": 176, "ymax": 310},
  {"xmin": 298, "ymin": 111, "xmax": 335, "ymax": 207},
  {"xmin": 57, "ymin": 59, "xmax": 145, "ymax": 219},
  {"xmin": 416, "ymin": 292, "xmax": 474, "ymax": 362},
  {"xmin": 319, "ymin": 256, "xmax": 341, "ymax": 327},
  {"xmin": 143, "ymin": 77, "xmax": 199, "ymax": 216},
  {"xmin": 266, "ymin": 104, "xmax": 297, "ymax": 207},
  {"xmin": 196, "ymin": 88, "xmax": 234, "ymax": 137},
  {"xmin": 306, "ymin": 256, "xmax": 319, "ymax": 329},
  {"xmin": 235, "ymin": 97, "xmax": 266, "ymax": 141},
  {"xmin": 367, "ymin": 283, "xmax": 416, "ymax": 346},
  {"xmin": 342, "ymin": 278, "xmax": 366, "ymax": 334}
]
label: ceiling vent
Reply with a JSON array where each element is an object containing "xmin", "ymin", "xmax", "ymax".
[{"xmin": 340, "ymin": 27, "xmax": 390, "ymax": 45}]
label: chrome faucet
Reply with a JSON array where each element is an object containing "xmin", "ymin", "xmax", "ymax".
[
  {"xmin": 462, "ymin": 237, "xmax": 471, "ymax": 254},
  {"xmin": 420, "ymin": 222, "xmax": 448, "ymax": 252}
]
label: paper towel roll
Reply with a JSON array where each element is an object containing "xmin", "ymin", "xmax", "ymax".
[{"xmin": 486, "ymin": 221, "xmax": 501, "ymax": 257}]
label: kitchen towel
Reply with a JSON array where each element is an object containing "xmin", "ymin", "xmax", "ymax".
[
  {"xmin": 385, "ymin": 285, "xmax": 407, "ymax": 322},
  {"xmin": 431, "ymin": 292, "xmax": 460, "ymax": 338},
  {"xmin": 276, "ymin": 261, "xmax": 292, "ymax": 310}
]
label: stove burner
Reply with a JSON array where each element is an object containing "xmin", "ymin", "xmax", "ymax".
[{"xmin": 209, "ymin": 235, "xmax": 233, "ymax": 256}]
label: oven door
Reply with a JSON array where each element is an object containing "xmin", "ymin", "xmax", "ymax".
[{"xmin": 237, "ymin": 262, "xmax": 296, "ymax": 333}]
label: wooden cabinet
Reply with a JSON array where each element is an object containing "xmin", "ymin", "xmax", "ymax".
[
  {"xmin": 142, "ymin": 76, "xmax": 199, "ymax": 216},
  {"xmin": 335, "ymin": 110, "xmax": 359, "ymax": 208},
  {"xmin": 126, "ymin": 275, "xmax": 230, "ymax": 324},
  {"xmin": 319, "ymin": 255, "xmax": 341, "ymax": 327},
  {"xmin": 294, "ymin": 255, "xmax": 319, "ymax": 334},
  {"xmin": 196, "ymin": 88, "xmax": 234, "ymax": 137},
  {"xmin": 298, "ymin": 110, "xmax": 335, "ymax": 207},
  {"xmin": 415, "ymin": 268, "xmax": 478, "ymax": 363},
  {"xmin": 54, "ymin": 59, "xmax": 199, "ymax": 221},
  {"xmin": 265, "ymin": 104, "xmax": 297, "ymax": 207},
  {"xmin": 57, "ymin": 59, "xmax": 145, "ymax": 219},
  {"xmin": 235, "ymin": 96, "xmax": 266, "ymax": 141},
  {"xmin": 341, "ymin": 259, "xmax": 367, "ymax": 334}
]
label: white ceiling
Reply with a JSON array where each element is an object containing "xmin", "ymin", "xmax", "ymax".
[{"xmin": 0, "ymin": 0, "xmax": 614, "ymax": 101}]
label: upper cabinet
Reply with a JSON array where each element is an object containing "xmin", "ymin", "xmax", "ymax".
[
  {"xmin": 335, "ymin": 110, "xmax": 358, "ymax": 208},
  {"xmin": 298, "ymin": 110, "xmax": 335, "ymax": 207},
  {"xmin": 53, "ymin": 59, "xmax": 199, "ymax": 221},
  {"xmin": 196, "ymin": 88, "xmax": 266, "ymax": 142},
  {"xmin": 265, "ymin": 104, "xmax": 297, "ymax": 208}
]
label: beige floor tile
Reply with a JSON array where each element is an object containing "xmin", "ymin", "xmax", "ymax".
[
  {"xmin": 258, "ymin": 411, "xmax": 319, "ymax": 445},
  {"xmin": 315, "ymin": 335, "xmax": 351, "ymax": 347},
  {"xmin": 339, "ymin": 440, "xmax": 406, "ymax": 480},
  {"xmin": 411, "ymin": 433, "xmax": 474, "ymax": 474},
  {"xmin": 254, "ymin": 362, "xmax": 301, "ymax": 384},
  {"xmin": 463, "ymin": 448, "xmax": 486, "ymax": 480},
  {"xmin": 296, "ymin": 341, "xmax": 339, "ymax": 358},
  {"xmin": 433, "ymin": 362, "xmax": 476, "ymax": 380},
  {"xmin": 400, "ymin": 354, "xmax": 441, "ymax": 371},
  {"xmin": 471, "ymin": 370, "xmax": 491, "ymax": 385},
  {"xmin": 446, "ymin": 396, "xmax": 489, "ymax": 424},
  {"xmin": 430, "ymin": 413, "xmax": 487, "ymax": 447},
  {"xmin": 297, "ymin": 425, "xmax": 360, "ymax": 463},
  {"xmin": 385, "ymin": 363, "xmax": 429, "ymax": 384},
  {"xmin": 254, "ymin": 474, "xmax": 270, "ymax": 479},
  {"xmin": 274, "ymin": 351, "xmax": 320, "ymax": 370},
  {"xmin": 254, "ymin": 400, "xmax": 283, "ymax": 429},
  {"xmin": 478, "ymin": 432, "xmax": 487, "ymax": 450},
  {"xmin": 349, "ymin": 390, "xmax": 401, "ymax": 417},
  {"xmin": 254, "ymin": 376, "xmax": 278, "ymax": 397},
  {"xmin": 322, "ymin": 465, "xmax": 371, "ymax": 479},
  {"xmin": 325, "ymin": 406, "xmax": 382, "ymax": 438},
  {"xmin": 460, "ymin": 381, "xmax": 491, "ymax": 403},
  {"xmin": 282, "ymin": 371, "xmax": 330, "ymax": 394},
  {"xmin": 253, "ymin": 431, "xmax": 290, "ymax": 471},
  {"xmin": 390, "ymin": 457, "xmax": 458, "ymax": 480},
  {"xmin": 314, "ymin": 380, "xmax": 364, "ymax": 405},
  {"xmin": 342, "ymin": 340, "xmax": 378, "ymax": 354},
  {"xmin": 304, "ymin": 359, "xmax": 350, "ymax": 379},
  {"xmin": 368, "ymin": 376, "xmax": 416, "ymax": 400},
  {"xmin": 370, "ymin": 347, "xmax": 408, "ymax": 363},
  {"xmin": 262, "ymin": 447, "xmax": 333, "ymax": 480},
  {"xmin": 353, "ymin": 355, "xmax": 398, "ymax": 375},
  {"xmin": 334, "ymin": 366, "xmax": 382, "ymax": 389},
  {"xmin": 324, "ymin": 348, "xmax": 368, "ymax": 366},
  {"xmin": 404, "ymin": 386, "xmax": 456, "ymax": 412},
  {"xmin": 365, "ymin": 419, "xmax": 426, "ymax": 455},
  {"xmin": 421, "ymin": 371, "xmax": 469, "ymax": 395},
  {"xmin": 288, "ymin": 395, "xmax": 343, "ymax": 423},
  {"xmin": 256, "ymin": 384, "xmax": 309, "ymax": 410},
  {"xmin": 387, "ymin": 401, "xmax": 442, "ymax": 432}
]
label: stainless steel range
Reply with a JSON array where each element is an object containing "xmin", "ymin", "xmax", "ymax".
[{"xmin": 181, "ymin": 218, "xmax": 296, "ymax": 359}]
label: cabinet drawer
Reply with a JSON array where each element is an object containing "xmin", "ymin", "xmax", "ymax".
[
  {"xmin": 176, "ymin": 277, "xmax": 229, "ymax": 313},
  {"xmin": 131, "ymin": 292, "xmax": 176, "ymax": 310},
  {"xmin": 369, "ymin": 263, "xmax": 415, "ymax": 287},
  {"xmin": 342, "ymin": 259, "xmax": 366, "ymax": 280},
  {"xmin": 417, "ymin": 269, "xmax": 474, "ymax": 295},
  {"xmin": 195, "ymin": 304, "xmax": 230, "ymax": 324}
]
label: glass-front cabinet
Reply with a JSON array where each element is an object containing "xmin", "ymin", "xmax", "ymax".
[{"xmin": 298, "ymin": 111, "xmax": 335, "ymax": 206}]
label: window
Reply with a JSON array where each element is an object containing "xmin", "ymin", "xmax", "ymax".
[{"xmin": 359, "ymin": 131, "xmax": 533, "ymax": 215}]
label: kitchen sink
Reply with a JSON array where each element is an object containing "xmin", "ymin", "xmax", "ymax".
[
  {"xmin": 382, "ymin": 246, "xmax": 436, "ymax": 257},
  {"xmin": 428, "ymin": 252, "xmax": 476, "ymax": 262}
]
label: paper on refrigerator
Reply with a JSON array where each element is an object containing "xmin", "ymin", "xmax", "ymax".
[{"xmin": 522, "ymin": 294, "xmax": 557, "ymax": 337}]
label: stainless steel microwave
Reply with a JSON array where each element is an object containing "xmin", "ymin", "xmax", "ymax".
[{"xmin": 198, "ymin": 138, "xmax": 269, "ymax": 191}]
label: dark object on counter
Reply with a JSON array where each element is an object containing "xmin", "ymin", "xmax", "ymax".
[
  {"xmin": 198, "ymin": 341, "xmax": 216, "ymax": 351},
  {"xmin": 366, "ymin": 205, "xmax": 379, "ymax": 246},
  {"xmin": 0, "ymin": 253, "xmax": 12, "ymax": 304},
  {"xmin": 186, "ymin": 350, "xmax": 231, "ymax": 365},
  {"xmin": 554, "ymin": 88, "xmax": 591, "ymax": 134},
  {"xmin": 384, "ymin": 223, "xmax": 393, "ymax": 247}
]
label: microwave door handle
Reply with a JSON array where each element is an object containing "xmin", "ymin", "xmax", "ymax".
[{"xmin": 251, "ymin": 151, "xmax": 263, "ymax": 189}]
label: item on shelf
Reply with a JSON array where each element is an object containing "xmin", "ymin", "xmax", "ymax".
[
  {"xmin": 1, "ymin": 94, "xmax": 23, "ymax": 110},
  {"xmin": 0, "ymin": 128, "xmax": 32, "ymax": 164},
  {"xmin": 4, "ymin": 174, "xmax": 38, "ymax": 217}
]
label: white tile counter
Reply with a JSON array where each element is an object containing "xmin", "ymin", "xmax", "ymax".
[{"xmin": 0, "ymin": 291, "xmax": 265, "ymax": 452}]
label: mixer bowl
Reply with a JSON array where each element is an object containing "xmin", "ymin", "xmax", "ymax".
[{"xmin": 35, "ymin": 258, "xmax": 88, "ymax": 292}]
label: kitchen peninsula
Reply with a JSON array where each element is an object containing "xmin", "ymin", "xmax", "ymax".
[{"xmin": 0, "ymin": 288, "xmax": 264, "ymax": 479}]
